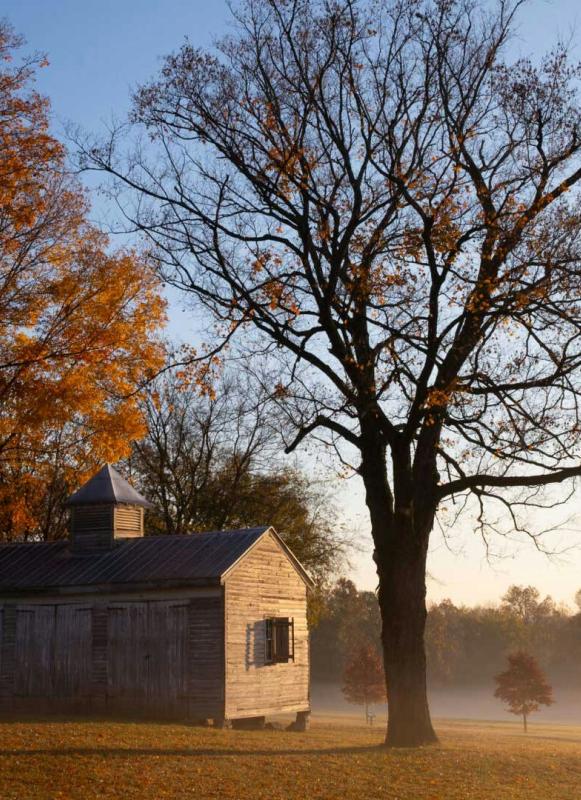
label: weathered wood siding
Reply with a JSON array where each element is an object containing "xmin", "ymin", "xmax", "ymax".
[
  {"xmin": 224, "ymin": 532, "xmax": 309, "ymax": 719},
  {"xmin": 0, "ymin": 592, "xmax": 224, "ymax": 720}
]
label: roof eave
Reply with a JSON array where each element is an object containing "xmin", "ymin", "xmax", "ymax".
[{"xmin": 0, "ymin": 576, "xmax": 222, "ymax": 598}]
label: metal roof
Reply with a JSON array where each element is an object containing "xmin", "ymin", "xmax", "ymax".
[
  {"xmin": 66, "ymin": 464, "xmax": 153, "ymax": 509},
  {"xmin": 0, "ymin": 527, "xmax": 269, "ymax": 594}
]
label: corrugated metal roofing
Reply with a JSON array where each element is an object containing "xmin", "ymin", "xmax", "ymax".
[
  {"xmin": 66, "ymin": 464, "xmax": 153, "ymax": 508},
  {"xmin": 0, "ymin": 527, "xmax": 269, "ymax": 593}
]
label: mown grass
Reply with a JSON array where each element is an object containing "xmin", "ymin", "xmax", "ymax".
[{"xmin": 1, "ymin": 715, "xmax": 580, "ymax": 799}]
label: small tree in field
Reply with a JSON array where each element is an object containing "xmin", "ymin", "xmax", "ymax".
[
  {"xmin": 342, "ymin": 643, "xmax": 386, "ymax": 722},
  {"xmin": 494, "ymin": 651, "xmax": 554, "ymax": 732}
]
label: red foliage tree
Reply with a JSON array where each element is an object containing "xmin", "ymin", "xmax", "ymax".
[
  {"xmin": 494, "ymin": 651, "xmax": 554, "ymax": 732},
  {"xmin": 342, "ymin": 643, "xmax": 386, "ymax": 721}
]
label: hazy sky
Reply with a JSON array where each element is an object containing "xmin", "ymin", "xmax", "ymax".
[{"xmin": 4, "ymin": 0, "xmax": 580, "ymax": 607}]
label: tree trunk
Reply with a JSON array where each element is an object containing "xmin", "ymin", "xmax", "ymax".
[
  {"xmin": 523, "ymin": 713, "xmax": 528, "ymax": 733},
  {"xmin": 360, "ymin": 430, "xmax": 438, "ymax": 747},
  {"xmin": 377, "ymin": 535, "xmax": 437, "ymax": 747}
]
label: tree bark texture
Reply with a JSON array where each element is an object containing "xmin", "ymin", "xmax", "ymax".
[{"xmin": 361, "ymin": 431, "xmax": 438, "ymax": 747}]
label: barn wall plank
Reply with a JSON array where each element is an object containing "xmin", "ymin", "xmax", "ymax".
[
  {"xmin": 14, "ymin": 605, "xmax": 55, "ymax": 696},
  {"xmin": 91, "ymin": 605, "xmax": 108, "ymax": 693},
  {"xmin": 107, "ymin": 602, "xmax": 149, "ymax": 699},
  {"xmin": 148, "ymin": 601, "xmax": 188, "ymax": 703}
]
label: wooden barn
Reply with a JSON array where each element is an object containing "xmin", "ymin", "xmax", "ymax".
[{"xmin": 0, "ymin": 465, "xmax": 312, "ymax": 728}]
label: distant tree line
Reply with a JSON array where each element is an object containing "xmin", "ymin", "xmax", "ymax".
[{"xmin": 311, "ymin": 582, "xmax": 581, "ymax": 688}]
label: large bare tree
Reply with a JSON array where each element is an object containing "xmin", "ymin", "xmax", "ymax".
[{"xmin": 82, "ymin": 0, "xmax": 581, "ymax": 745}]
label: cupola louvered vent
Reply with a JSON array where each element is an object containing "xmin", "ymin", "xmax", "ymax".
[
  {"xmin": 114, "ymin": 505, "xmax": 144, "ymax": 538},
  {"xmin": 69, "ymin": 505, "xmax": 114, "ymax": 552},
  {"xmin": 66, "ymin": 464, "xmax": 152, "ymax": 552}
]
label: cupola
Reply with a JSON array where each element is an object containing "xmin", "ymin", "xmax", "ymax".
[{"xmin": 66, "ymin": 464, "xmax": 153, "ymax": 552}]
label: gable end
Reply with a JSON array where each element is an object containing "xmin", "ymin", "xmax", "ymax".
[{"xmin": 220, "ymin": 528, "xmax": 314, "ymax": 588}]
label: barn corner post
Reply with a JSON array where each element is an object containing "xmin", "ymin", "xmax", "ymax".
[{"xmin": 295, "ymin": 710, "xmax": 310, "ymax": 730}]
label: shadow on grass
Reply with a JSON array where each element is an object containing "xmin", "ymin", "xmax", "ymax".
[{"xmin": 0, "ymin": 745, "xmax": 382, "ymax": 759}]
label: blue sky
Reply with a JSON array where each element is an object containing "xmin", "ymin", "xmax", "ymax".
[
  {"xmin": 2, "ymin": 1, "xmax": 229, "ymax": 132},
  {"xmin": 3, "ymin": 0, "xmax": 581, "ymax": 606}
]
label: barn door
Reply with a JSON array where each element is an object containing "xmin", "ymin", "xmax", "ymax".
[
  {"xmin": 14, "ymin": 605, "xmax": 55, "ymax": 696},
  {"xmin": 106, "ymin": 601, "xmax": 189, "ymax": 708},
  {"xmin": 107, "ymin": 603, "xmax": 149, "ymax": 698},
  {"xmin": 53, "ymin": 606, "xmax": 92, "ymax": 696},
  {"xmin": 146, "ymin": 601, "xmax": 189, "ymax": 708},
  {"xmin": 14, "ymin": 604, "xmax": 92, "ymax": 698}
]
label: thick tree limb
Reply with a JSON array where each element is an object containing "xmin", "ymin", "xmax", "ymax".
[
  {"xmin": 284, "ymin": 415, "xmax": 361, "ymax": 453},
  {"xmin": 438, "ymin": 465, "xmax": 581, "ymax": 500}
]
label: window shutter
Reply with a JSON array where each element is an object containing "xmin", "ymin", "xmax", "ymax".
[
  {"xmin": 265, "ymin": 618, "xmax": 274, "ymax": 663},
  {"xmin": 275, "ymin": 618, "xmax": 289, "ymax": 661}
]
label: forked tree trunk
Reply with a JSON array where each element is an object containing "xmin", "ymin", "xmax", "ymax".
[{"xmin": 360, "ymin": 432, "xmax": 438, "ymax": 747}]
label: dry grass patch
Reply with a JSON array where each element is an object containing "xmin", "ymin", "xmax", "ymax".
[{"xmin": 0, "ymin": 716, "xmax": 580, "ymax": 799}]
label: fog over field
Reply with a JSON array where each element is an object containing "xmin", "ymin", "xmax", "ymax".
[{"xmin": 312, "ymin": 683, "xmax": 581, "ymax": 726}]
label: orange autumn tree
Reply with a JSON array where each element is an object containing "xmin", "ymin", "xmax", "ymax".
[
  {"xmin": 342, "ymin": 643, "xmax": 386, "ymax": 722},
  {"xmin": 0, "ymin": 24, "xmax": 166, "ymax": 539},
  {"xmin": 494, "ymin": 651, "xmax": 554, "ymax": 733}
]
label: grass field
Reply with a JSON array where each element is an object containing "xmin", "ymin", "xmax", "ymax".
[{"xmin": 1, "ymin": 715, "xmax": 580, "ymax": 800}]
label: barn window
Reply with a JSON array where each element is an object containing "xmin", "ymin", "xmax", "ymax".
[{"xmin": 265, "ymin": 617, "xmax": 294, "ymax": 663}]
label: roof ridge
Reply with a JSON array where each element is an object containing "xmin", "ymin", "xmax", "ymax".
[
  {"xmin": 0, "ymin": 526, "xmax": 269, "ymax": 550},
  {"xmin": 0, "ymin": 539, "xmax": 66, "ymax": 548},
  {"xmin": 105, "ymin": 461, "xmax": 118, "ymax": 502},
  {"xmin": 130, "ymin": 526, "xmax": 270, "ymax": 541}
]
